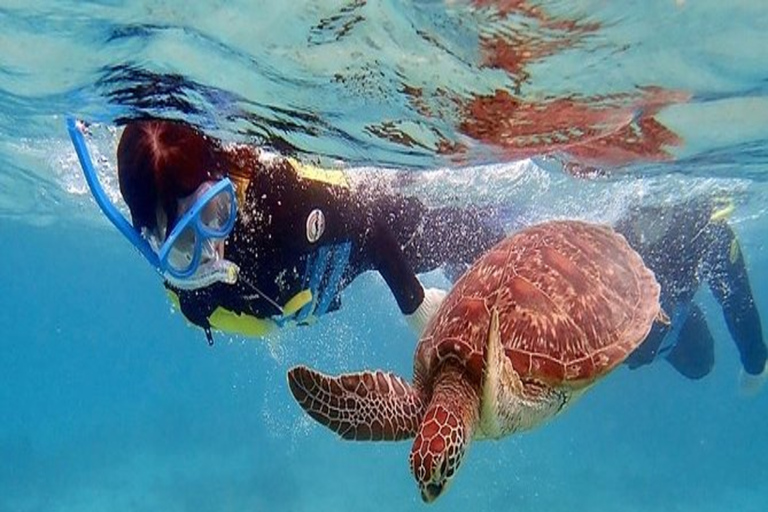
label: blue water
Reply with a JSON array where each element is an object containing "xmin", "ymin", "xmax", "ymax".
[{"xmin": 2, "ymin": 1, "xmax": 768, "ymax": 511}]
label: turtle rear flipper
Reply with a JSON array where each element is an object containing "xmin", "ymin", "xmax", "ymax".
[{"xmin": 287, "ymin": 366, "xmax": 426, "ymax": 441}]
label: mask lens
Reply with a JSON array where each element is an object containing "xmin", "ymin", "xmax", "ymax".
[
  {"xmin": 198, "ymin": 188, "xmax": 234, "ymax": 236},
  {"xmin": 166, "ymin": 224, "xmax": 199, "ymax": 274}
]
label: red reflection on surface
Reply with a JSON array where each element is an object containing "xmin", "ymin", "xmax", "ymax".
[
  {"xmin": 460, "ymin": 87, "xmax": 688, "ymax": 166},
  {"xmin": 475, "ymin": 1, "xmax": 600, "ymax": 79},
  {"xmin": 454, "ymin": 1, "xmax": 690, "ymax": 168}
]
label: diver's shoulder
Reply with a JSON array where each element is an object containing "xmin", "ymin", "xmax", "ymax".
[{"xmin": 220, "ymin": 143, "xmax": 351, "ymax": 192}]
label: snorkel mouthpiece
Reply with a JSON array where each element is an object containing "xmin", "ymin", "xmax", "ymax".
[{"xmin": 164, "ymin": 259, "xmax": 239, "ymax": 291}]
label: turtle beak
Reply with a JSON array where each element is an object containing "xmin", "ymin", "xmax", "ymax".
[{"xmin": 421, "ymin": 482, "xmax": 443, "ymax": 503}]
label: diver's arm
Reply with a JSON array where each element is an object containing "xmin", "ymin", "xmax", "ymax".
[
  {"xmin": 265, "ymin": 158, "xmax": 446, "ymax": 334},
  {"xmin": 367, "ymin": 218, "xmax": 446, "ymax": 335},
  {"xmin": 271, "ymin": 159, "xmax": 433, "ymax": 317},
  {"xmin": 707, "ymin": 223, "xmax": 767, "ymax": 375},
  {"xmin": 368, "ymin": 218, "xmax": 424, "ymax": 314}
]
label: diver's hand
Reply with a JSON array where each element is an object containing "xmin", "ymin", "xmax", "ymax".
[
  {"xmin": 405, "ymin": 287, "xmax": 448, "ymax": 337},
  {"xmin": 738, "ymin": 361, "xmax": 768, "ymax": 397}
]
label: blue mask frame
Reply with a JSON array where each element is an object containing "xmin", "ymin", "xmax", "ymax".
[
  {"xmin": 66, "ymin": 117, "xmax": 237, "ymax": 279},
  {"xmin": 157, "ymin": 178, "xmax": 237, "ymax": 279}
]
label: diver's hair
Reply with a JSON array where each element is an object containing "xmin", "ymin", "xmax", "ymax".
[{"xmin": 117, "ymin": 119, "xmax": 226, "ymax": 232}]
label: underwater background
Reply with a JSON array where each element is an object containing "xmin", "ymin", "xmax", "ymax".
[{"xmin": 1, "ymin": 1, "xmax": 767, "ymax": 511}]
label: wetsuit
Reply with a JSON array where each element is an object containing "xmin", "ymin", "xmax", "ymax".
[
  {"xmin": 616, "ymin": 199, "xmax": 766, "ymax": 379},
  {"xmin": 169, "ymin": 157, "xmax": 504, "ymax": 343}
]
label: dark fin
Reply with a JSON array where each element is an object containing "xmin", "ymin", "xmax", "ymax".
[{"xmin": 666, "ymin": 304, "xmax": 714, "ymax": 380}]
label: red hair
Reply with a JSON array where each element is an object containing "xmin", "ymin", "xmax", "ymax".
[{"xmin": 117, "ymin": 119, "xmax": 226, "ymax": 233}]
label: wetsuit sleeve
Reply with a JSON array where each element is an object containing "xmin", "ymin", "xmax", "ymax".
[
  {"xmin": 706, "ymin": 222, "xmax": 767, "ymax": 375},
  {"xmin": 356, "ymin": 195, "xmax": 505, "ymax": 317},
  {"xmin": 366, "ymin": 217, "xmax": 425, "ymax": 315}
]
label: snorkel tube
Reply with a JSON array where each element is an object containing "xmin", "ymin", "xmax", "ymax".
[
  {"xmin": 66, "ymin": 117, "xmax": 164, "ymax": 271},
  {"xmin": 65, "ymin": 117, "xmax": 238, "ymax": 287}
]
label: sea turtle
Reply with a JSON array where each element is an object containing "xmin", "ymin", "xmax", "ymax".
[{"xmin": 288, "ymin": 220, "xmax": 663, "ymax": 502}]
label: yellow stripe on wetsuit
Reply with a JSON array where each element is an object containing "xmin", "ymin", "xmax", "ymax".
[
  {"xmin": 289, "ymin": 158, "xmax": 350, "ymax": 188},
  {"xmin": 166, "ymin": 288, "xmax": 314, "ymax": 338},
  {"xmin": 709, "ymin": 198, "xmax": 740, "ymax": 264}
]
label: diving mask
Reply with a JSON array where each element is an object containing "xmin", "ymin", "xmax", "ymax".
[
  {"xmin": 66, "ymin": 117, "xmax": 239, "ymax": 289},
  {"xmin": 148, "ymin": 178, "xmax": 237, "ymax": 280}
]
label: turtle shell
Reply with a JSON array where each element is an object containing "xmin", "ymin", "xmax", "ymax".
[{"xmin": 414, "ymin": 220, "xmax": 661, "ymax": 389}]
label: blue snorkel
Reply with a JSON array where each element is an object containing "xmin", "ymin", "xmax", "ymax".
[
  {"xmin": 66, "ymin": 117, "xmax": 240, "ymax": 289},
  {"xmin": 66, "ymin": 116, "xmax": 164, "ymax": 272}
]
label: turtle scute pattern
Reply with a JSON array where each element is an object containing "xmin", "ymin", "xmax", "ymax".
[
  {"xmin": 416, "ymin": 220, "xmax": 660, "ymax": 388},
  {"xmin": 288, "ymin": 366, "xmax": 426, "ymax": 441}
]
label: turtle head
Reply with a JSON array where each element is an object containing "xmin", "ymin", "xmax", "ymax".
[{"xmin": 409, "ymin": 404, "xmax": 468, "ymax": 503}]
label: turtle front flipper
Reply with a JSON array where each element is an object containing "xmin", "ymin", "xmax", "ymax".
[
  {"xmin": 479, "ymin": 308, "xmax": 524, "ymax": 438},
  {"xmin": 480, "ymin": 308, "xmax": 570, "ymax": 437},
  {"xmin": 287, "ymin": 366, "xmax": 426, "ymax": 441}
]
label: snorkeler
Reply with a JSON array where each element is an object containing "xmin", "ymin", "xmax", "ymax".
[
  {"xmin": 67, "ymin": 118, "xmax": 505, "ymax": 345},
  {"xmin": 615, "ymin": 197, "xmax": 768, "ymax": 393}
]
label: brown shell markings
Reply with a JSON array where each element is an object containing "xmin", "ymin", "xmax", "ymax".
[{"xmin": 415, "ymin": 220, "xmax": 660, "ymax": 390}]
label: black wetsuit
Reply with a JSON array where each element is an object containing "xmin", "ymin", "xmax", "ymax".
[
  {"xmin": 616, "ymin": 199, "xmax": 766, "ymax": 379},
  {"xmin": 171, "ymin": 158, "xmax": 504, "ymax": 342}
]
